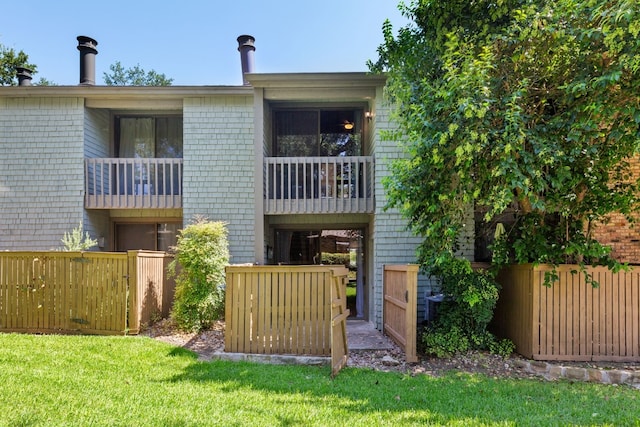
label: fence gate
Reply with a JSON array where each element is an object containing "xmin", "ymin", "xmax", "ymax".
[
  {"xmin": 330, "ymin": 268, "xmax": 350, "ymax": 376},
  {"xmin": 383, "ymin": 264, "xmax": 419, "ymax": 363}
]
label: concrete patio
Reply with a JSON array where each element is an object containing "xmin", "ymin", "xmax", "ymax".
[{"xmin": 346, "ymin": 319, "xmax": 395, "ymax": 350}]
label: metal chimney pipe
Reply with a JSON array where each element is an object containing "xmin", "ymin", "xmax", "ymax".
[
  {"xmin": 237, "ymin": 35, "xmax": 255, "ymax": 85},
  {"xmin": 77, "ymin": 36, "xmax": 98, "ymax": 85},
  {"xmin": 16, "ymin": 67, "xmax": 33, "ymax": 86}
]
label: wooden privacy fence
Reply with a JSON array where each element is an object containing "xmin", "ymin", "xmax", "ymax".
[
  {"xmin": 224, "ymin": 265, "xmax": 350, "ymax": 375},
  {"xmin": 0, "ymin": 251, "xmax": 174, "ymax": 335},
  {"xmin": 383, "ymin": 264, "xmax": 419, "ymax": 363},
  {"xmin": 493, "ymin": 264, "xmax": 640, "ymax": 362}
]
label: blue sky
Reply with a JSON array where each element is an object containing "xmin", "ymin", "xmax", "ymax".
[{"xmin": 0, "ymin": 0, "xmax": 409, "ymax": 86}]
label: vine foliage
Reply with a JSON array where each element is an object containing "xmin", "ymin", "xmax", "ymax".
[
  {"xmin": 371, "ymin": 0, "xmax": 640, "ymax": 279},
  {"xmin": 371, "ymin": 0, "xmax": 640, "ymax": 354}
]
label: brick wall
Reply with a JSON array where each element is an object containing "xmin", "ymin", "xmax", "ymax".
[
  {"xmin": 592, "ymin": 213, "xmax": 640, "ymax": 263},
  {"xmin": 0, "ymin": 98, "xmax": 86, "ymax": 250},
  {"xmin": 587, "ymin": 155, "xmax": 640, "ymax": 264}
]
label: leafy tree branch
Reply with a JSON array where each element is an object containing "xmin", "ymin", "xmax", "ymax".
[
  {"xmin": 372, "ymin": 0, "xmax": 640, "ymax": 281},
  {"xmin": 0, "ymin": 42, "xmax": 37, "ymax": 86},
  {"xmin": 103, "ymin": 61, "xmax": 173, "ymax": 86}
]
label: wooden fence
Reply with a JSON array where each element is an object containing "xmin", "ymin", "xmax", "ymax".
[
  {"xmin": 493, "ymin": 264, "xmax": 640, "ymax": 362},
  {"xmin": 383, "ymin": 264, "xmax": 419, "ymax": 363},
  {"xmin": 0, "ymin": 251, "xmax": 174, "ymax": 335},
  {"xmin": 224, "ymin": 265, "xmax": 349, "ymax": 366}
]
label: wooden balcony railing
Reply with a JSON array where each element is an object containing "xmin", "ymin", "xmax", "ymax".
[
  {"xmin": 85, "ymin": 158, "xmax": 183, "ymax": 209},
  {"xmin": 265, "ymin": 156, "xmax": 374, "ymax": 214}
]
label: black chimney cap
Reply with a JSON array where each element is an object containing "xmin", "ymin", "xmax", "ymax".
[{"xmin": 77, "ymin": 36, "xmax": 98, "ymax": 54}]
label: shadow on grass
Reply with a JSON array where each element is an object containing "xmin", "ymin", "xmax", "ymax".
[
  {"xmin": 164, "ymin": 356, "xmax": 636, "ymax": 426},
  {"xmin": 167, "ymin": 346, "xmax": 199, "ymax": 359}
]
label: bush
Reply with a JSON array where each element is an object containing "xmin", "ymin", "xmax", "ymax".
[
  {"xmin": 321, "ymin": 252, "xmax": 350, "ymax": 267},
  {"xmin": 61, "ymin": 222, "xmax": 97, "ymax": 251},
  {"xmin": 168, "ymin": 217, "xmax": 229, "ymax": 332},
  {"xmin": 422, "ymin": 325, "xmax": 470, "ymax": 358},
  {"xmin": 422, "ymin": 256, "xmax": 514, "ymax": 358}
]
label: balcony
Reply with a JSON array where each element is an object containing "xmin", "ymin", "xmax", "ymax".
[
  {"xmin": 85, "ymin": 158, "xmax": 183, "ymax": 209},
  {"xmin": 264, "ymin": 156, "xmax": 374, "ymax": 214}
]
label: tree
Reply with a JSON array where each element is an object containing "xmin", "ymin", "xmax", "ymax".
[
  {"xmin": 34, "ymin": 77, "xmax": 55, "ymax": 86},
  {"xmin": 371, "ymin": 0, "xmax": 640, "ymax": 283},
  {"xmin": 0, "ymin": 42, "xmax": 37, "ymax": 86},
  {"xmin": 103, "ymin": 61, "xmax": 173, "ymax": 86}
]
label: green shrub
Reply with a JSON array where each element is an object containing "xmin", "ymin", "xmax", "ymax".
[
  {"xmin": 61, "ymin": 222, "xmax": 97, "ymax": 251},
  {"xmin": 321, "ymin": 252, "xmax": 350, "ymax": 267},
  {"xmin": 488, "ymin": 336, "xmax": 516, "ymax": 358},
  {"xmin": 168, "ymin": 217, "xmax": 229, "ymax": 332},
  {"xmin": 422, "ymin": 256, "xmax": 514, "ymax": 358},
  {"xmin": 422, "ymin": 325, "xmax": 470, "ymax": 358}
]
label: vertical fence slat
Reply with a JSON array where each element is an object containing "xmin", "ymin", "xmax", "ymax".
[
  {"xmin": 578, "ymin": 269, "xmax": 587, "ymax": 357},
  {"xmin": 599, "ymin": 269, "xmax": 608, "ymax": 357},
  {"xmin": 305, "ymin": 271, "xmax": 313, "ymax": 353},
  {"xmin": 632, "ymin": 272, "xmax": 640, "ymax": 357},
  {"xmin": 269, "ymin": 271, "xmax": 278, "ymax": 353},
  {"xmin": 249, "ymin": 270, "xmax": 259, "ymax": 353},
  {"xmin": 276, "ymin": 270, "xmax": 286, "ymax": 353},
  {"xmin": 241, "ymin": 272, "xmax": 251, "ymax": 352},
  {"xmin": 623, "ymin": 271, "xmax": 631, "ymax": 357},
  {"xmin": 294, "ymin": 271, "xmax": 303, "ymax": 353}
]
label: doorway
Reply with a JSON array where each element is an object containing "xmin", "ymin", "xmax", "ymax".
[
  {"xmin": 115, "ymin": 222, "xmax": 180, "ymax": 252},
  {"xmin": 274, "ymin": 228, "xmax": 366, "ymax": 319}
]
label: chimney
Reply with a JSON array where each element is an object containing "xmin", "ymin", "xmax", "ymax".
[
  {"xmin": 237, "ymin": 35, "xmax": 255, "ymax": 85},
  {"xmin": 77, "ymin": 36, "xmax": 98, "ymax": 85},
  {"xmin": 16, "ymin": 67, "xmax": 33, "ymax": 86}
]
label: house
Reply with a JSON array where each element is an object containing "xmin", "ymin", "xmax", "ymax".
[{"xmin": 1, "ymin": 35, "xmax": 476, "ymax": 329}]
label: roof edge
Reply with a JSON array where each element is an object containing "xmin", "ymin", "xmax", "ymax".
[
  {"xmin": 0, "ymin": 85, "xmax": 254, "ymax": 99},
  {"xmin": 245, "ymin": 72, "xmax": 387, "ymax": 88}
]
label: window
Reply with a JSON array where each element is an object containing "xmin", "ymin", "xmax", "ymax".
[
  {"xmin": 274, "ymin": 109, "xmax": 362, "ymax": 157},
  {"xmin": 113, "ymin": 116, "xmax": 183, "ymax": 196},
  {"xmin": 116, "ymin": 116, "xmax": 183, "ymax": 158},
  {"xmin": 115, "ymin": 222, "xmax": 180, "ymax": 252}
]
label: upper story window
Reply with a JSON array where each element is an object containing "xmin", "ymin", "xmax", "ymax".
[
  {"xmin": 116, "ymin": 116, "xmax": 183, "ymax": 158},
  {"xmin": 274, "ymin": 109, "xmax": 362, "ymax": 157}
]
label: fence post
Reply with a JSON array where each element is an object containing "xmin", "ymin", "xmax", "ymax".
[
  {"xmin": 404, "ymin": 265, "xmax": 419, "ymax": 363},
  {"xmin": 127, "ymin": 251, "xmax": 140, "ymax": 334}
]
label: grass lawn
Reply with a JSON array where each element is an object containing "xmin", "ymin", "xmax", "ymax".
[{"xmin": 0, "ymin": 334, "xmax": 638, "ymax": 426}]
